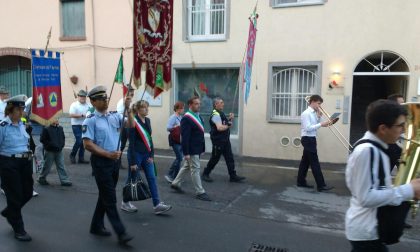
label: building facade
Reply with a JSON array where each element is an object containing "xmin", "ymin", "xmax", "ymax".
[{"xmin": 1, "ymin": 0, "xmax": 419, "ymax": 163}]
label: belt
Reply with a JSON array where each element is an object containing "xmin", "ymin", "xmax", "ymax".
[{"xmin": 0, "ymin": 152, "xmax": 33, "ymax": 159}]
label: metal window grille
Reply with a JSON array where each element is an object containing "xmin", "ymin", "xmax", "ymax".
[
  {"xmin": 188, "ymin": 0, "xmax": 226, "ymax": 40},
  {"xmin": 271, "ymin": 67, "xmax": 318, "ymax": 121}
]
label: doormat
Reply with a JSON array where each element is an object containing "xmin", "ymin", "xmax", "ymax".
[{"xmin": 249, "ymin": 242, "xmax": 289, "ymax": 252}]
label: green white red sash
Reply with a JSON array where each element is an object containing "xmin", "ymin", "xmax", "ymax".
[
  {"xmin": 133, "ymin": 117, "xmax": 152, "ymax": 152},
  {"xmin": 184, "ymin": 111, "xmax": 204, "ymax": 132}
]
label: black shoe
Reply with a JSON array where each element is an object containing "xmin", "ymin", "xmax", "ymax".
[
  {"xmin": 37, "ymin": 179, "xmax": 49, "ymax": 186},
  {"xmin": 78, "ymin": 159, "xmax": 89, "ymax": 164},
  {"xmin": 297, "ymin": 183, "xmax": 314, "ymax": 189},
  {"xmin": 404, "ymin": 222, "xmax": 413, "ymax": 229},
  {"xmin": 118, "ymin": 233, "xmax": 133, "ymax": 245},
  {"xmin": 317, "ymin": 185, "xmax": 334, "ymax": 192},
  {"xmin": 70, "ymin": 155, "xmax": 76, "ymax": 164},
  {"xmin": 90, "ymin": 227, "xmax": 112, "ymax": 237},
  {"xmin": 201, "ymin": 173, "xmax": 213, "ymax": 182},
  {"xmin": 229, "ymin": 175, "xmax": 245, "ymax": 183},
  {"xmin": 196, "ymin": 193, "xmax": 212, "ymax": 201},
  {"xmin": 14, "ymin": 231, "xmax": 32, "ymax": 242},
  {"xmin": 61, "ymin": 182, "xmax": 73, "ymax": 187},
  {"xmin": 170, "ymin": 184, "xmax": 185, "ymax": 194}
]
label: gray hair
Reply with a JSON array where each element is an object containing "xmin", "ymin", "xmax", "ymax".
[{"xmin": 213, "ymin": 97, "xmax": 223, "ymax": 108}]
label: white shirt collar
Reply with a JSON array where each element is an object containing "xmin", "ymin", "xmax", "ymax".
[{"xmin": 363, "ymin": 131, "xmax": 389, "ymax": 149}]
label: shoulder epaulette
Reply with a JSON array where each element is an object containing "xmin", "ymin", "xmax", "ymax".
[
  {"xmin": 109, "ymin": 111, "xmax": 117, "ymax": 114},
  {"xmin": 87, "ymin": 114, "xmax": 95, "ymax": 118},
  {"xmin": 212, "ymin": 110, "xmax": 220, "ymax": 116},
  {"xmin": 0, "ymin": 121, "xmax": 9, "ymax": 127}
]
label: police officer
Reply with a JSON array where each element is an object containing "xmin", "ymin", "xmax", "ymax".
[
  {"xmin": 202, "ymin": 97, "xmax": 245, "ymax": 183},
  {"xmin": 82, "ymin": 85, "xmax": 133, "ymax": 245},
  {"xmin": 0, "ymin": 95, "xmax": 34, "ymax": 241}
]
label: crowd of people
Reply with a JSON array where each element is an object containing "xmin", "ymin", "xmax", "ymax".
[{"xmin": 0, "ymin": 85, "xmax": 419, "ymax": 251}]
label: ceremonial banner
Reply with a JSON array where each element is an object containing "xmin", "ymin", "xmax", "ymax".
[
  {"xmin": 30, "ymin": 50, "xmax": 62, "ymax": 125},
  {"xmin": 134, "ymin": 0, "xmax": 174, "ymax": 98},
  {"xmin": 243, "ymin": 11, "xmax": 258, "ymax": 104}
]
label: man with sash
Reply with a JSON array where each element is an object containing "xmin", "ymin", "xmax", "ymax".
[
  {"xmin": 202, "ymin": 97, "xmax": 245, "ymax": 183},
  {"xmin": 82, "ymin": 85, "xmax": 133, "ymax": 245},
  {"xmin": 171, "ymin": 96, "xmax": 211, "ymax": 201}
]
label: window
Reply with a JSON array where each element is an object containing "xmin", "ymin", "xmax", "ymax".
[
  {"xmin": 60, "ymin": 0, "xmax": 86, "ymax": 40},
  {"xmin": 268, "ymin": 62, "xmax": 321, "ymax": 122},
  {"xmin": 187, "ymin": 0, "xmax": 227, "ymax": 41},
  {"xmin": 271, "ymin": 0, "xmax": 326, "ymax": 8},
  {"xmin": 175, "ymin": 67, "xmax": 239, "ymax": 134}
]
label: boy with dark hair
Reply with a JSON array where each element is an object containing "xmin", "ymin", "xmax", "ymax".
[{"xmin": 38, "ymin": 117, "xmax": 72, "ymax": 186}]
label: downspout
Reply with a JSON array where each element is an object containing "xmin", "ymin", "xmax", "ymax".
[{"xmin": 91, "ymin": 0, "xmax": 97, "ymax": 83}]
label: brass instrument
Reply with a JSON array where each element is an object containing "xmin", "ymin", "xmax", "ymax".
[
  {"xmin": 305, "ymin": 96, "xmax": 353, "ymax": 151},
  {"xmin": 394, "ymin": 102, "xmax": 420, "ymax": 218}
]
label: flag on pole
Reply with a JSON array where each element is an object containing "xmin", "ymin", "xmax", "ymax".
[
  {"xmin": 30, "ymin": 50, "xmax": 63, "ymax": 126},
  {"xmin": 242, "ymin": 6, "xmax": 258, "ymax": 104},
  {"xmin": 114, "ymin": 54, "xmax": 129, "ymax": 96},
  {"xmin": 133, "ymin": 0, "xmax": 174, "ymax": 98}
]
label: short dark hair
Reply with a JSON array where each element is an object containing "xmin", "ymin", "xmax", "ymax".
[
  {"xmin": 387, "ymin": 93, "xmax": 404, "ymax": 102},
  {"xmin": 188, "ymin": 96, "xmax": 200, "ymax": 106},
  {"xmin": 365, "ymin": 99, "xmax": 408, "ymax": 133},
  {"xmin": 173, "ymin": 101, "xmax": 184, "ymax": 111},
  {"xmin": 309, "ymin": 95, "xmax": 323, "ymax": 103}
]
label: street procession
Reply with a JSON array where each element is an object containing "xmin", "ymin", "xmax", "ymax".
[{"xmin": 1, "ymin": 0, "xmax": 420, "ymax": 251}]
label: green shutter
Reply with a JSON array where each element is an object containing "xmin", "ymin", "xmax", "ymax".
[{"xmin": 61, "ymin": 0, "xmax": 86, "ymax": 37}]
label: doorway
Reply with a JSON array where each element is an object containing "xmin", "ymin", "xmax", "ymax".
[{"xmin": 350, "ymin": 51, "xmax": 409, "ymax": 144}]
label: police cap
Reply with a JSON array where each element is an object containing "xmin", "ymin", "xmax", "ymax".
[
  {"xmin": 88, "ymin": 85, "xmax": 107, "ymax": 99},
  {"xmin": 0, "ymin": 86, "xmax": 9, "ymax": 94},
  {"xmin": 77, "ymin": 89, "xmax": 88, "ymax": 97},
  {"xmin": 6, "ymin": 95, "xmax": 27, "ymax": 108}
]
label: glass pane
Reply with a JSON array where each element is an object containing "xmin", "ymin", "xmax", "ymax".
[
  {"xmin": 61, "ymin": 0, "xmax": 85, "ymax": 37},
  {"xmin": 177, "ymin": 68, "xmax": 240, "ymax": 134},
  {"xmin": 191, "ymin": 0, "xmax": 206, "ymax": 35},
  {"xmin": 210, "ymin": 0, "xmax": 225, "ymax": 35},
  {"xmin": 0, "ymin": 56, "xmax": 32, "ymax": 97}
]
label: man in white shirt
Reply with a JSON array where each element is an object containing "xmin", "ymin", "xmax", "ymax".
[
  {"xmin": 296, "ymin": 94, "xmax": 334, "ymax": 192},
  {"xmin": 69, "ymin": 90, "xmax": 91, "ymax": 164},
  {"xmin": 0, "ymin": 86, "xmax": 10, "ymax": 120},
  {"xmin": 345, "ymin": 99, "xmax": 420, "ymax": 251}
]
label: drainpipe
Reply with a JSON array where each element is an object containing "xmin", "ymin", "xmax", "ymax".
[{"xmin": 91, "ymin": 0, "xmax": 97, "ymax": 84}]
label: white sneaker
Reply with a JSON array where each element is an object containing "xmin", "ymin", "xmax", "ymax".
[
  {"xmin": 164, "ymin": 175, "xmax": 174, "ymax": 183},
  {"xmin": 154, "ymin": 202, "xmax": 172, "ymax": 215},
  {"xmin": 32, "ymin": 190, "xmax": 39, "ymax": 197},
  {"xmin": 121, "ymin": 201, "xmax": 137, "ymax": 213}
]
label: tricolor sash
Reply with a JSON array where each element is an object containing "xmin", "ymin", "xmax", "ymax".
[
  {"xmin": 133, "ymin": 117, "xmax": 153, "ymax": 152},
  {"xmin": 184, "ymin": 111, "xmax": 204, "ymax": 133}
]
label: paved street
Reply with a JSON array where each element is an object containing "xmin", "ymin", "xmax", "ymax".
[{"xmin": 1, "ymin": 149, "xmax": 419, "ymax": 252}]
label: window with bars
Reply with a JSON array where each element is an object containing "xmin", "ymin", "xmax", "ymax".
[
  {"xmin": 60, "ymin": 0, "xmax": 86, "ymax": 40},
  {"xmin": 187, "ymin": 0, "xmax": 227, "ymax": 41},
  {"xmin": 269, "ymin": 64, "xmax": 320, "ymax": 122},
  {"xmin": 271, "ymin": 0, "xmax": 326, "ymax": 8}
]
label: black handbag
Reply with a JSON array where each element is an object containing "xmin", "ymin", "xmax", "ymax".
[{"xmin": 122, "ymin": 173, "xmax": 151, "ymax": 202}]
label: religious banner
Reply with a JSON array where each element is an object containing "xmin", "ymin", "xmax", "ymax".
[
  {"xmin": 243, "ymin": 8, "xmax": 258, "ymax": 104},
  {"xmin": 30, "ymin": 50, "xmax": 63, "ymax": 125},
  {"xmin": 133, "ymin": 0, "xmax": 174, "ymax": 98}
]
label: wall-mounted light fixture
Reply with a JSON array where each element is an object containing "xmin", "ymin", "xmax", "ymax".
[{"xmin": 329, "ymin": 70, "xmax": 343, "ymax": 90}]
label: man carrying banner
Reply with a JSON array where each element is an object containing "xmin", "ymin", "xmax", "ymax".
[
  {"xmin": 69, "ymin": 90, "xmax": 91, "ymax": 164},
  {"xmin": 82, "ymin": 86, "xmax": 133, "ymax": 245}
]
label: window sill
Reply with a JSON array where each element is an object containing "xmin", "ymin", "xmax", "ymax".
[
  {"xmin": 272, "ymin": 2, "xmax": 325, "ymax": 8},
  {"xmin": 59, "ymin": 36, "xmax": 87, "ymax": 42},
  {"xmin": 185, "ymin": 37, "xmax": 227, "ymax": 43},
  {"xmin": 268, "ymin": 118, "xmax": 300, "ymax": 124}
]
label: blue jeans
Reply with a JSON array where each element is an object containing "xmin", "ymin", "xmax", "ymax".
[
  {"xmin": 71, "ymin": 125, "xmax": 85, "ymax": 159},
  {"xmin": 167, "ymin": 144, "xmax": 183, "ymax": 180},
  {"xmin": 126, "ymin": 152, "xmax": 160, "ymax": 207}
]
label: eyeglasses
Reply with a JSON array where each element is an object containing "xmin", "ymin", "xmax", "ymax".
[{"xmin": 392, "ymin": 122, "xmax": 406, "ymax": 128}]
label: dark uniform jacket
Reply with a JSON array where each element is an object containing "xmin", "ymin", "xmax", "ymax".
[
  {"xmin": 209, "ymin": 109, "xmax": 230, "ymax": 145},
  {"xmin": 181, "ymin": 114, "xmax": 205, "ymax": 156}
]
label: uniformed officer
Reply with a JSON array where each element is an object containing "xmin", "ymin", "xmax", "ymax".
[
  {"xmin": 202, "ymin": 97, "xmax": 245, "ymax": 183},
  {"xmin": 0, "ymin": 95, "xmax": 34, "ymax": 241},
  {"xmin": 82, "ymin": 85, "xmax": 133, "ymax": 245}
]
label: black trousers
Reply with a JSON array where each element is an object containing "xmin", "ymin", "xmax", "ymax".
[
  {"xmin": 349, "ymin": 240, "xmax": 388, "ymax": 252},
  {"xmin": 203, "ymin": 140, "xmax": 236, "ymax": 177},
  {"xmin": 90, "ymin": 155, "xmax": 125, "ymax": 235},
  {"xmin": 387, "ymin": 143, "xmax": 402, "ymax": 172},
  {"xmin": 0, "ymin": 156, "xmax": 33, "ymax": 233},
  {"xmin": 297, "ymin": 136, "xmax": 326, "ymax": 188}
]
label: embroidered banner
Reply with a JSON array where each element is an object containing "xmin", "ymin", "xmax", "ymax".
[
  {"xmin": 30, "ymin": 50, "xmax": 62, "ymax": 125},
  {"xmin": 243, "ymin": 10, "xmax": 258, "ymax": 104},
  {"xmin": 134, "ymin": 0, "xmax": 174, "ymax": 98}
]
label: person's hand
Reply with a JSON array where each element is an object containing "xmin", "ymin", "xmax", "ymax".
[
  {"xmin": 184, "ymin": 155, "xmax": 190, "ymax": 161},
  {"xmin": 124, "ymin": 96, "xmax": 132, "ymax": 108},
  {"xmin": 147, "ymin": 157, "xmax": 153, "ymax": 163},
  {"xmin": 410, "ymin": 178, "xmax": 420, "ymax": 200},
  {"xmin": 228, "ymin": 113, "xmax": 234, "ymax": 120},
  {"xmin": 108, "ymin": 151, "xmax": 122, "ymax": 160},
  {"xmin": 130, "ymin": 165, "xmax": 137, "ymax": 171},
  {"xmin": 321, "ymin": 121, "xmax": 330, "ymax": 127}
]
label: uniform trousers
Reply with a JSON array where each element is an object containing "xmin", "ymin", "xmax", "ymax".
[
  {"xmin": 0, "ymin": 156, "xmax": 33, "ymax": 233},
  {"xmin": 349, "ymin": 240, "xmax": 388, "ymax": 252},
  {"xmin": 90, "ymin": 155, "xmax": 125, "ymax": 235},
  {"xmin": 297, "ymin": 136, "xmax": 326, "ymax": 188},
  {"xmin": 203, "ymin": 140, "xmax": 236, "ymax": 177}
]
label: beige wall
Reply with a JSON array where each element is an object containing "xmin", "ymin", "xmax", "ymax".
[{"xmin": 1, "ymin": 0, "xmax": 419, "ymax": 163}]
